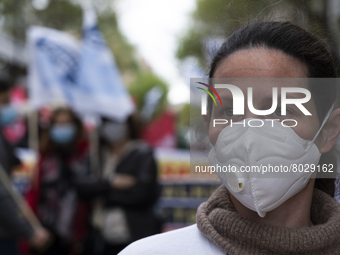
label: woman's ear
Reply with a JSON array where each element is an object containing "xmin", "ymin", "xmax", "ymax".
[{"xmin": 318, "ymin": 108, "xmax": 340, "ymax": 153}]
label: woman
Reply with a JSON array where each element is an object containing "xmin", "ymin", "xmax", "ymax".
[
  {"xmin": 81, "ymin": 115, "xmax": 161, "ymax": 255},
  {"xmin": 27, "ymin": 108, "xmax": 90, "ymax": 255},
  {"xmin": 119, "ymin": 21, "xmax": 340, "ymax": 254}
]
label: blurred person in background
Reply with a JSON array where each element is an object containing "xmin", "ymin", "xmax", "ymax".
[
  {"xmin": 80, "ymin": 114, "xmax": 161, "ymax": 255},
  {"xmin": 26, "ymin": 107, "xmax": 90, "ymax": 255},
  {"xmin": 0, "ymin": 76, "xmax": 50, "ymax": 255}
]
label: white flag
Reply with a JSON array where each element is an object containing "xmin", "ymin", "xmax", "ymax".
[
  {"xmin": 74, "ymin": 8, "xmax": 134, "ymax": 121},
  {"xmin": 27, "ymin": 26, "xmax": 80, "ymax": 109}
]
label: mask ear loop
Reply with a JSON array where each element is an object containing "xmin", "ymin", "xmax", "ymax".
[{"xmin": 304, "ymin": 104, "xmax": 334, "ymax": 150}]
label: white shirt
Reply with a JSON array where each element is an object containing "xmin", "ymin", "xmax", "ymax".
[{"xmin": 118, "ymin": 224, "xmax": 225, "ymax": 255}]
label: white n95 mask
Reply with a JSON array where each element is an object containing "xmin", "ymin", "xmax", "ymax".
[{"xmin": 208, "ymin": 107, "xmax": 333, "ymax": 217}]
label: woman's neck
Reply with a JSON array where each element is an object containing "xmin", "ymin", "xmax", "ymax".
[{"xmin": 230, "ymin": 178, "xmax": 315, "ymax": 228}]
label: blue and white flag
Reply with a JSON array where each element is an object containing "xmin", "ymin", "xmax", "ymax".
[
  {"xmin": 74, "ymin": 8, "xmax": 134, "ymax": 121},
  {"xmin": 27, "ymin": 26, "xmax": 80, "ymax": 109}
]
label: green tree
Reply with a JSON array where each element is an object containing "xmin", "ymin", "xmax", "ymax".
[
  {"xmin": 177, "ymin": 0, "xmax": 340, "ymax": 73},
  {"xmin": 0, "ymin": 0, "xmax": 140, "ymax": 84},
  {"xmin": 129, "ymin": 72, "xmax": 169, "ymax": 123}
]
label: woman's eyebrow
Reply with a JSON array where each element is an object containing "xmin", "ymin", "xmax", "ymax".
[
  {"xmin": 218, "ymin": 96, "xmax": 233, "ymax": 105},
  {"xmin": 219, "ymin": 95, "xmax": 233, "ymax": 100},
  {"xmin": 215, "ymin": 92, "xmax": 307, "ymax": 106},
  {"xmin": 280, "ymin": 92, "xmax": 308, "ymax": 99}
]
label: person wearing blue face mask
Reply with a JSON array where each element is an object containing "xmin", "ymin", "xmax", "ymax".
[
  {"xmin": 26, "ymin": 107, "xmax": 91, "ymax": 255},
  {"xmin": 49, "ymin": 123, "xmax": 77, "ymax": 145},
  {"xmin": 0, "ymin": 76, "xmax": 18, "ymax": 127},
  {"xmin": 0, "ymin": 105, "xmax": 18, "ymax": 126},
  {"xmin": 0, "ymin": 76, "xmax": 50, "ymax": 254}
]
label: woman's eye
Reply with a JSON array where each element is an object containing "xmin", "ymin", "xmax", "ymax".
[
  {"xmin": 274, "ymin": 107, "xmax": 282, "ymax": 117},
  {"xmin": 223, "ymin": 107, "xmax": 234, "ymax": 116},
  {"xmin": 273, "ymin": 107, "xmax": 291, "ymax": 117}
]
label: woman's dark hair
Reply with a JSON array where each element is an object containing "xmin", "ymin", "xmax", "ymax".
[
  {"xmin": 0, "ymin": 73, "xmax": 12, "ymax": 93},
  {"xmin": 126, "ymin": 114, "xmax": 142, "ymax": 140},
  {"xmin": 0, "ymin": 80, "xmax": 11, "ymax": 93},
  {"xmin": 208, "ymin": 21, "xmax": 337, "ymax": 197},
  {"xmin": 40, "ymin": 107, "xmax": 84, "ymax": 154}
]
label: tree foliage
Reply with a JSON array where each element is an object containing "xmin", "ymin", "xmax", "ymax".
[
  {"xmin": 0, "ymin": 0, "xmax": 139, "ymax": 83},
  {"xmin": 129, "ymin": 72, "xmax": 169, "ymax": 122},
  {"xmin": 177, "ymin": 0, "xmax": 340, "ymax": 73}
]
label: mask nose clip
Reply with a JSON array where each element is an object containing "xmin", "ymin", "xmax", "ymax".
[{"xmin": 227, "ymin": 166, "xmax": 245, "ymax": 193}]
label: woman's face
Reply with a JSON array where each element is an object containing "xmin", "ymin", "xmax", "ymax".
[
  {"xmin": 208, "ymin": 48, "xmax": 321, "ymax": 147},
  {"xmin": 49, "ymin": 110, "xmax": 77, "ymax": 146}
]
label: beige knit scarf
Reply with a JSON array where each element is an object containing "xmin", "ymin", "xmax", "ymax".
[{"xmin": 196, "ymin": 185, "xmax": 340, "ymax": 255}]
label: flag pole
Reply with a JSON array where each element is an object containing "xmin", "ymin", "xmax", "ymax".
[
  {"xmin": 28, "ymin": 111, "xmax": 39, "ymax": 152},
  {"xmin": 27, "ymin": 110, "xmax": 41, "ymax": 192},
  {"xmin": 0, "ymin": 162, "xmax": 42, "ymax": 230},
  {"xmin": 89, "ymin": 124, "xmax": 99, "ymax": 178}
]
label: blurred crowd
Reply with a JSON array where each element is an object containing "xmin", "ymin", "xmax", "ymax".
[{"xmin": 0, "ymin": 76, "xmax": 163, "ymax": 255}]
